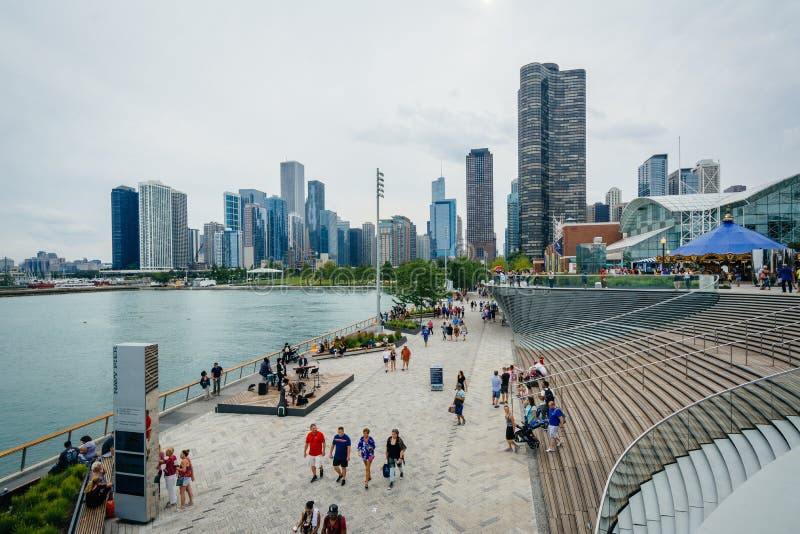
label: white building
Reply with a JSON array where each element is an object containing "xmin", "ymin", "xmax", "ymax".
[
  {"xmin": 693, "ymin": 159, "xmax": 721, "ymax": 194},
  {"xmin": 138, "ymin": 181, "xmax": 174, "ymax": 270},
  {"xmin": 416, "ymin": 234, "xmax": 431, "ymax": 261}
]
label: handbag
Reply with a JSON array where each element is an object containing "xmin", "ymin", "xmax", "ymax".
[
  {"xmin": 382, "ymin": 463, "xmax": 390, "ymax": 478},
  {"xmin": 176, "ymin": 477, "xmax": 186, "ymax": 487},
  {"xmin": 448, "ymin": 405, "xmax": 455, "ymax": 413}
]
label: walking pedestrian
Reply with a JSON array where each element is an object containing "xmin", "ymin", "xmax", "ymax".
[
  {"xmin": 421, "ymin": 326, "xmax": 429, "ymax": 347},
  {"xmin": 453, "ymin": 383, "xmax": 466, "ymax": 425},
  {"xmin": 293, "ymin": 500, "xmax": 320, "ymax": 533},
  {"xmin": 400, "ymin": 345, "xmax": 411, "ymax": 370},
  {"xmin": 500, "ymin": 367, "xmax": 510, "ymax": 405},
  {"xmin": 357, "ymin": 428, "xmax": 376, "ymax": 489},
  {"xmin": 504, "ymin": 405, "xmax": 519, "ymax": 453},
  {"xmin": 211, "ymin": 362, "xmax": 223, "ymax": 396},
  {"xmin": 160, "ymin": 447, "xmax": 178, "ymax": 508},
  {"xmin": 385, "ymin": 429, "xmax": 406, "ymax": 488},
  {"xmin": 778, "ymin": 263, "xmax": 795, "ymax": 293},
  {"xmin": 199, "ymin": 370, "xmax": 211, "ymax": 400},
  {"xmin": 446, "ymin": 322, "xmax": 454, "ymax": 340},
  {"xmin": 491, "ymin": 370, "xmax": 502, "ymax": 408},
  {"xmin": 456, "ymin": 370, "xmax": 467, "ymax": 392},
  {"xmin": 461, "ymin": 323, "xmax": 467, "ymax": 341},
  {"xmin": 441, "ymin": 321, "xmax": 447, "ymax": 340},
  {"xmin": 546, "ymin": 400, "xmax": 565, "ymax": 452},
  {"xmin": 329, "ymin": 427, "xmax": 351, "ymax": 486},
  {"xmin": 259, "ymin": 357, "xmax": 272, "ymax": 384},
  {"xmin": 321, "ymin": 504, "xmax": 347, "ymax": 533},
  {"xmin": 759, "ymin": 266, "xmax": 771, "ymax": 290},
  {"xmin": 305, "ymin": 424, "xmax": 326, "ymax": 482},
  {"xmin": 176, "ymin": 449, "xmax": 194, "ymax": 510},
  {"xmin": 382, "ymin": 346, "xmax": 390, "ymax": 373},
  {"xmin": 390, "ymin": 345, "xmax": 397, "ymax": 371}
]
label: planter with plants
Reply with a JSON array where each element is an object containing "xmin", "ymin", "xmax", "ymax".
[{"xmin": 384, "ymin": 319, "xmax": 420, "ymax": 334}]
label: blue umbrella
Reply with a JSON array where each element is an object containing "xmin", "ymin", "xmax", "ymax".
[{"xmin": 671, "ymin": 215, "xmax": 789, "ymax": 259}]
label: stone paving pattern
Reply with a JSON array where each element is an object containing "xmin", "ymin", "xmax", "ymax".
[{"xmin": 112, "ymin": 308, "xmax": 537, "ymax": 533}]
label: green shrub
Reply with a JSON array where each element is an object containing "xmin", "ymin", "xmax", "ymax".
[{"xmin": 385, "ymin": 319, "xmax": 418, "ymax": 330}]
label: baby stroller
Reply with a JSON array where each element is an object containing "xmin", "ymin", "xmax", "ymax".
[{"xmin": 514, "ymin": 417, "xmax": 547, "ymax": 449}]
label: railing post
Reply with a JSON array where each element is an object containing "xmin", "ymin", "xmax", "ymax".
[
  {"xmin": 239, "ymin": 367, "xmax": 244, "ymax": 379},
  {"xmin": 684, "ymin": 355, "xmax": 688, "ymax": 378},
  {"xmin": 703, "ymin": 334, "xmax": 706, "ymax": 351},
  {"xmin": 185, "ymin": 386, "xmax": 190, "ymax": 403},
  {"xmin": 67, "ymin": 430, "xmax": 72, "ymax": 443},
  {"xmin": 772, "ymin": 344, "xmax": 775, "ymax": 367},
  {"xmin": 730, "ymin": 343, "xmax": 733, "ymax": 365},
  {"xmin": 104, "ymin": 417, "xmax": 109, "ymax": 436},
  {"xmin": 715, "ymin": 329, "xmax": 719, "ymax": 353},
  {"xmin": 162, "ymin": 396, "xmax": 167, "ymax": 411},
  {"xmin": 20, "ymin": 448, "xmax": 26, "ymax": 471}
]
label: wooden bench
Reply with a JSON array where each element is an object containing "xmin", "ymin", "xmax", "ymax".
[{"xmin": 75, "ymin": 455, "xmax": 114, "ymax": 534}]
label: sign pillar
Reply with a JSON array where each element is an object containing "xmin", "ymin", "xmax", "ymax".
[{"xmin": 113, "ymin": 343, "xmax": 160, "ymax": 523}]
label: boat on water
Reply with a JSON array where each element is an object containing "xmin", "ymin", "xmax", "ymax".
[{"xmin": 27, "ymin": 281, "xmax": 55, "ymax": 289}]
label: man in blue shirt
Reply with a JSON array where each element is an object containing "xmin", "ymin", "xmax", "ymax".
[
  {"xmin": 778, "ymin": 263, "xmax": 795, "ymax": 293},
  {"xmin": 546, "ymin": 400, "xmax": 564, "ymax": 453},
  {"xmin": 211, "ymin": 362, "xmax": 223, "ymax": 396},
  {"xmin": 329, "ymin": 426, "xmax": 351, "ymax": 486},
  {"xmin": 491, "ymin": 371, "xmax": 502, "ymax": 408}
]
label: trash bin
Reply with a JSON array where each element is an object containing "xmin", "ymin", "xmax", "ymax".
[{"xmin": 430, "ymin": 365, "xmax": 443, "ymax": 391}]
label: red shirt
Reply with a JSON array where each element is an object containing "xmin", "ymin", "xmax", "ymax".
[
  {"xmin": 306, "ymin": 431, "xmax": 325, "ymax": 456},
  {"xmin": 322, "ymin": 515, "xmax": 346, "ymax": 534}
]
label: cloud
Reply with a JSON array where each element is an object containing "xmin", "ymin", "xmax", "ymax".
[
  {"xmin": 353, "ymin": 103, "xmax": 515, "ymax": 162},
  {"xmin": 592, "ymin": 120, "xmax": 668, "ymax": 142}
]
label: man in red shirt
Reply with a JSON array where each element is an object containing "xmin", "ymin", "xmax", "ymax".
[
  {"xmin": 321, "ymin": 504, "xmax": 346, "ymax": 533},
  {"xmin": 304, "ymin": 423, "xmax": 326, "ymax": 483}
]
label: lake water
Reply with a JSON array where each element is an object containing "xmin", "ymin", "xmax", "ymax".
[{"xmin": 0, "ymin": 288, "xmax": 375, "ymax": 472}]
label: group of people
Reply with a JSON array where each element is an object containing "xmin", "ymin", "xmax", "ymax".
[
  {"xmin": 303, "ymin": 424, "xmax": 408, "ymax": 494},
  {"xmin": 157, "ymin": 446, "xmax": 196, "ymax": 511},
  {"xmin": 199, "ymin": 362, "xmax": 224, "ymax": 400},
  {"xmin": 432, "ymin": 303, "xmax": 465, "ymax": 319},
  {"xmin": 759, "ymin": 263, "xmax": 799, "ymax": 292},
  {"xmin": 317, "ymin": 337, "xmax": 348, "ymax": 357},
  {"xmin": 381, "ymin": 343, "xmax": 411, "ymax": 372}
]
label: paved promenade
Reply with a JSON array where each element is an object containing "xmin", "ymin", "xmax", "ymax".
[{"xmin": 114, "ymin": 309, "xmax": 538, "ymax": 533}]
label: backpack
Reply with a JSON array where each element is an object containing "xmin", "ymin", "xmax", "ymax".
[
  {"xmin": 65, "ymin": 448, "xmax": 79, "ymax": 464},
  {"xmin": 277, "ymin": 405, "xmax": 286, "ymax": 417},
  {"xmin": 543, "ymin": 388, "xmax": 555, "ymax": 405}
]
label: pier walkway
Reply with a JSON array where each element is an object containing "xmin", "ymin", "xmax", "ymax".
[{"xmin": 112, "ymin": 308, "xmax": 538, "ymax": 533}]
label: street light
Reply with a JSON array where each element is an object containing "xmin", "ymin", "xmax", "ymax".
[
  {"xmin": 660, "ymin": 237, "xmax": 667, "ymax": 272},
  {"xmin": 376, "ymin": 169, "xmax": 384, "ymax": 332}
]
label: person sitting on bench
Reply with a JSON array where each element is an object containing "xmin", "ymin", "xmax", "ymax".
[{"xmin": 285, "ymin": 380, "xmax": 300, "ymax": 405}]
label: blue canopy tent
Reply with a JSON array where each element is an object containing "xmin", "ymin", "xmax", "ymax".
[{"xmin": 669, "ymin": 214, "xmax": 789, "ymax": 262}]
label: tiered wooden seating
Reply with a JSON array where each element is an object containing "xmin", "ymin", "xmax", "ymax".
[
  {"xmin": 505, "ymin": 291, "xmax": 800, "ymax": 534},
  {"xmin": 76, "ymin": 455, "xmax": 114, "ymax": 534}
]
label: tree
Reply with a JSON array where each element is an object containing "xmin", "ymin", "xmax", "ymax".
[
  {"xmin": 391, "ymin": 259, "xmax": 447, "ymax": 307},
  {"xmin": 151, "ymin": 271, "xmax": 172, "ymax": 284},
  {"xmin": 512, "ymin": 255, "xmax": 532, "ymax": 272},
  {"xmin": 380, "ymin": 261, "xmax": 395, "ymax": 282},
  {"xmin": 447, "ymin": 257, "xmax": 486, "ymax": 292},
  {"xmin": 491, "ymin": 256, "xmax": 508, "ymax": 271},
  {"xmin": 319, "ymin": 261, "xmax": 337, "ymax": 282}
]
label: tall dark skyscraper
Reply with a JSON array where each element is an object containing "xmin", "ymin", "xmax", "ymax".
[
  {"xmin": 518, "ymin": 62, "xmax": 586, "ymax": 259},
  {"xmin": 465, "ymin": 148, "xmax": 496, "ymax": 262},
  {"xmin": 305, "ymin": 180, "xmax": 325, "ymax": 255},
  {"xmin": 111, "ymin": 185, "xmax": 139, "ymax": 270}
]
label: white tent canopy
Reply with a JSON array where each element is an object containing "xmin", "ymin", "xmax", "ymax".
[{"xmin": 247, "ymin": 268, "xmax": 283, "ymax": 274}]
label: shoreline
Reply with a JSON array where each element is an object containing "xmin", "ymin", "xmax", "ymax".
[{"xmin": 0, "ymin": 284, "xmax": 378, "ymax": 298}]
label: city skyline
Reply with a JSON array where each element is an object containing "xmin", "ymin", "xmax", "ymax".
[{"xmin": 1, "ymin": 2, "xmax": 799, "ymax": 261}]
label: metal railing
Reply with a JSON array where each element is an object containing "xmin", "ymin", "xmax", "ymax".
[
  {"xmin": 595, "ymin": 366, "xmax": 800, "ymax": 533},
  {"xmin": 0, "ymin": 316, "xmax": 378, "ymax": 482}
]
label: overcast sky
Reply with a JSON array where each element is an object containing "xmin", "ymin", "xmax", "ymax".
[{"xmin": 1, "ymin": 0, "xmax": 798, "ymax": 262}]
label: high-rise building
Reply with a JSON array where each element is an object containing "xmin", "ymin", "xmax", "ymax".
[
  {"xmin": 361, "ymin": 222, "xmax": 375, "ymax": 267},
  {"xmin": 221, "ymin": 229, "xmax": 243, "ymax": 268},
  {"xmin": 593, "ymin": 202, "xmax": 610, "ymax": 223},
  {"xmin": 505, "ymin": 179, "xmax": 519, "ymax": 258},
  {"xmin": 348, "ymin": 228, "xmax": 363, "ymax": 267},
  {"xmin": 203, "ymin": 222, "xmax": 224, "ymax": 266},
  {"xmin": 693, "ymin": 159, "xmax": 721, "ymax": 193},
  {"xmin": 391, "ymin": 215, "xmax": 416, "ymax": 264},
  {"xmin": 188, "ymin": 229, "xmax": 200, "ymax": 265},
  {"xmin": 305, "ymin": 180, "xmax": 325, "ymax": 255},
  {"xmin": 667, "ymin": 168, "xmax": 697, "ymax": 195},
  {"xmin": 242, "ymin": 203, "xmax": 268, "ymax": 268},
  {"xmin": 265, "ymin": 196, "xmax": 288, "ymax": 264},
  {"xmin": 466, "ymin": 148, "xmax": 496, "ymax": 262},
  {"xmin": 518, "ymin": 62, "xmax": 587, "ymax": 259},
  {"xmin": 378, "ymin": 220, "xmax": 393, "ymax": 267},
  {"xmin": 416, "ymin": 234, "xmax": 431, "ymax": 262},
  {"xmin": 138, "ymin": 181, "xmax": 173, "ymax": 270},
  {"xmin": 111, "ymin": 185, "xmax": 139, "ymax": 270},
  {"xmin": 456, "ymin": 215, "xmax": 464, "ymax": 256},
  {"xmin": 638, "ymin": 154, "xmax": 668, "ymax": 197},
  {"xmin": 605, "ymin": 187, "xmax": 622, "ymax": 221},
  {"xmin": 320, "ymin": 210, "xmax": 338, "ymax": 264},
  {"xmin": 171, "ymin": 190, "xmax": 188, "ymax": 269},
  {"xmin": 585, "ymin": 204, "xmax": 595, "ymax": 224},
  {"xmin": 431, "ymin": 177, "xmax": 445, "ymax": 202},
  {"xmin": 239, "ymin": 189, "xmax": 267, "ymax": 207},
  {"xmin": 336, "ymin": 221, "xmax": 351, "ymax": 267},
  {"xmin": 281, "ymin": 161, "xmax": 305, "ymax": 223},
  {"xmin": 287, "ymin": 214, "xmax": 305, "ymax": 268},
  {"xmin": 724, "ymin": 185, "xmax": 746, "ymax": 193},
  {"xmin": 223, "ymin": 192, "xmax": 242, "ymax": 232}
]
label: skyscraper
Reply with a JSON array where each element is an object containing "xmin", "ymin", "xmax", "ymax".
[
  {"xmin": 416, "ymin": 234, "xmax": 431, "ymax": 261},
  {"xmin": 138, "ymin": 181, "xmax": 173, "ymax": 270},
  {"xmin": 171, "ymin": 189, "xmax": 188, "ymax": 269},
  {"xmin": 391, "ymin": 215, "xmax": 416, "ymax": 264},
  {"xmin": 337, "ymin": 221, "xmax": 351, "ymax": 267},
  {"xmin": 505, "ymin": 179, "xmax": 519, "ymax": 258},
  {"xmin": 281, "ymin": 161, "xmax": 305, "ymax": 223},
  {"xmin": 605, "ymin": 187, "xmax": 622, "ymax": 217},
  {"xmin": 305, "ymin": 180, "xmax": 325, "ymax": 255},
  {"xmin": 223, "ymin": 192, "xmax": 242, "ymax": 231},
  {"xmin": 111, "ymin": 185, "xmax": 139, "ymax": 270},
  {"xmin": 188, "ymin": 228, "xmax": 200, "ymax": 265},
  {"xmin": 243, "ymin": 203, "xmax": 268, "ymax": 268},
  {"xmin": 466, "ymin": 148, "xmax": 496, "ymax": 262},
  {"xmin": 667, "ymin": 169, "xmax": 697, "ymax": 195},
  {"xmin": 638, "ymin": 154, "xmax": 668, "ymax": 197},
  {"xmin": 456, "ymin": 215, "xmax": 464, "ymax": 257},
  {"xmin": 203, "ymin": 222, "xmax": 224, "ymax": 266},
  {"xmin": 428, "ymin": 176, "xmax": 456, "ymax": 259},
  {"xmin": 221, "ymin": 229, "xmax": 243, "ymax": 268},
  {"xmin": 518, "ymin": 62, "xmax": 587, "ymax": 259},
  {"xmin": 348, "ymin": 228, "xmax": 363, "ymax": 266},
  {"xmin": 593, "ymin": 202, "xmax": 610, "ymax": 222},
  {"xmin": 320, "ymin": 210, "xmax": 338, "ymax": 263},
  {"xmin": 265, "ymin": 196, "xmax": 288, "ymax": 264},
  {"xmin": 239, "ymin": 189, "xmax": 267, "ymax": 207},
  {"xmin": 361, "ymin": 222, "xmax": 375, "ymax": 267},
  {"xmin": 693, "ymin": 159, "xmax": 721, "ymax": 193}
]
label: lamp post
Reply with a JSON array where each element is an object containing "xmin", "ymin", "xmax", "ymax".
[
  {"xmin": 376, "ymin": 169, "xmax": 384, "ymax": 332},
  {"xmin": 660, "ymin": 237, "xmax": 667, "ymax": 273}
]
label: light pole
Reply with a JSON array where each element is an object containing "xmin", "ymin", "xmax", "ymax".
[
  {"xmin": 443, "ymin": 226, "xmax": 450, "ymax": 293},
  {"xmin": 660, "ymin": 237, "xmax": 667, "ymax": 273},
  {"xmin": 376, "ymin": 169, "xmax": 384, "ymax": 332}
]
